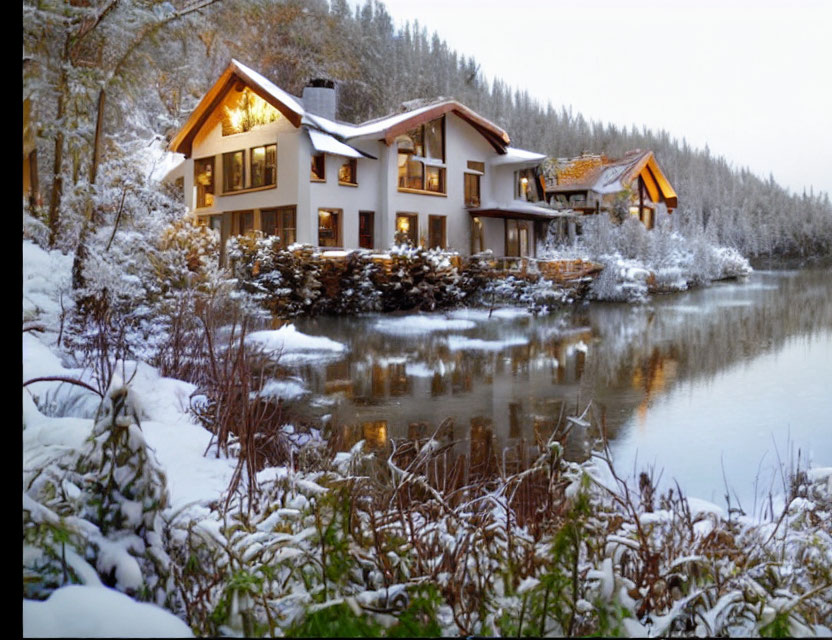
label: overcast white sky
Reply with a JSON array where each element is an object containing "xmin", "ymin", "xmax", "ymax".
[{"xmin": 371, "ymin": 0, "xmax": 832, "ymax": 196}]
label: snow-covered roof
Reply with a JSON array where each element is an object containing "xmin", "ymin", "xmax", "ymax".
[
  {"xmin": 488, "ymin": 147, "xmax": 547, "ymax": 167},
  {"xmin": 170, "ymin": 60, "xmax": 533, "ymax": 158},
  {"xmin": 306, "ymin": 128, "xmax": 374, "ymax": 159},
  {"xmin": 543, "ymin": 150, "xmax": 678, "ymax": 209},
  {"xmin": 230, "ymin": 59, "xmax": 305, "ymax": 117},
  {"xmin": 469, "ymin": 200, "xmax": 576, "ymax": 220}
]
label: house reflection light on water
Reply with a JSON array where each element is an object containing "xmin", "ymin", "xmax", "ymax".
[{"xmin": 287, "ymin": 268, "xmax": 832, "ymax": 508}]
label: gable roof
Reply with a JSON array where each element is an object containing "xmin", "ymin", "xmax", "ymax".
[
  {"xmin": 544, "ymin": 150, "xmax": 677, "ymax": 209},
  {"xmin": 169, "ymin": 59, "xmax": 305, "ymax": 156},
  {"xmin": 170, "ymin": 60, "xmax": 514, "ymax": 157}
]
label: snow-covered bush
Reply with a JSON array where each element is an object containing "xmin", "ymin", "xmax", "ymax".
[
  {"xmin": 546, "ymin": 215, "xmax": 752, "ymax": 301},
  {"xmin": 24, "ymin": 385, "xmax": 173, "ymax": 605}
]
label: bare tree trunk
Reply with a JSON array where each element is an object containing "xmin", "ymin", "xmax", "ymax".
[
  {"xmin": 28, "ymin": 149, "xmax": 40, "ymax": 211},
  {"xmin": 48, "ymin": 35, "xmax": 70, "ymax": 247},
  {"xmin": 73, "ymin": 87, "xmax": 107, "ymax": 291}
]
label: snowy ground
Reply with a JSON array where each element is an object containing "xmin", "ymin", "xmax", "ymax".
[
  {"xmin": 22, "ymin": 239, "xmax": 831, "ymax": 637},
  {"xmin": 21, "ymin": 240, "xmax": 349, "ymax": 636}
]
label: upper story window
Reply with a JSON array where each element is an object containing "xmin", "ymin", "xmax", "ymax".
[
  {"xmin": 194, "ymin": 156, "xmax": 214, "ymax": 208},
  {"xmin": 515, "ymin": 168, "xmax": 540, "ymax": 202},
  {"xmin": 338, "ymin": 158, "xmax": 357, "ymax": 185},
  {"xmin": 250, "ymin": 144, "xmax": 276, "ymax": 188},
  {"xmin": 464, "ymin": 160, "xmax": 484, "ymax": 207},
  {"xmin": 222, "ymin": 87, "xmax": 279, "ymax": 136},
  {"xmin": 397, "ymin": 116, "xmax": 446, "ymax": 194},
  {"xmin": 311, "ymin": 153, "xmax": 326, "ymax": 181},
  {"xmin": 223, "ymin": 150, "xmax": 245, "ymax": 193}
]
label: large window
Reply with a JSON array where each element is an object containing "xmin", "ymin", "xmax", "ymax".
[
  {"xmin": 250, "ymin": 144, "xmax": 276, "ymax": 188},
  {"xmin": 223, "ymin": 150, "xmax": 245, "ymax": 193},
  {"xmin": 318, "ymin": 208, "xmax": 342, "ymax": 247},
  {"xmin": 397, "ymin": 116, "xmax": 446, "ymax": 194},
  {"xmin": 311, "ymin": 154, "xmax": 326, "ymax": 181},
  {"xmin": 338, "ymin": 158, "xmax": 357, "ymax": 185},
  {"xmin": 395, "ymin": 212, "xmax": 418, "ymax": 246},
  {"xmin": 194, "ymin": 157, "xmax": 214, "ymax": 208},
  {"xmin": 261, "ymin": 206, "xmax": 296, "ymax": 248},
  {"xmin": 359, "ymin": 211, "xmax": 374, "ymax": 249},
  {"xmin": 428, "ymin": 215, "xmax": 446, "ymax": 249}
]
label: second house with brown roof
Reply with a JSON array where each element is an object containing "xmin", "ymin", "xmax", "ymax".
[{"xmin": 542, "ymin": 150, "xmax": 677, "ymax": 230}]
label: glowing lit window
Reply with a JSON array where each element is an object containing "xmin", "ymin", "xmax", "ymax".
[
  {"xmin": 395, "ymin": 212, "xmax": 418, "ymax": 246},
  {"xmin": 194, "ymin": 157, "xmax": 214, "ymax": 208},
  {"xmin": 250, "ymin": 144, "xmax": 276, "ymax": 188},
  {"xmin": 338, "ymin": 158, "xmax": 357, "ymax": 185},
  {"xmin": 397, "ymin": 116, "xmax": 446, "ymax": 193},
  {"xmin": 318, "ymin": 208, "xmax": 342, "ymax": 247},
  {"xmin": 222, "ymin": 87, "xmax": 279, "ymax": 136}
]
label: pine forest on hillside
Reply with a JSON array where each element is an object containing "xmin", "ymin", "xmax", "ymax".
[{"xmin": 23, "ymin": 0, "xmax": 832, "ymax": 259}]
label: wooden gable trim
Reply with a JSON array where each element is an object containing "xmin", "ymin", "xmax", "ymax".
[
  {"xmin": 639, "ymin": 165, "xmax": 661, "ymax": 203},
  {"xmin": 169, "ymin": 62, "xmax": 302, "ymax": 157},
  {"xmin": 382, "ymin": 102, "xmax": 510, "ymax": 153},
  {"xmin": 646, "ymin": 156, "xmax": 678, "ymax": 209}
]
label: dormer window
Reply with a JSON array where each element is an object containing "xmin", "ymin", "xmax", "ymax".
[{"xmin": 397, "ymin": 116, "xmax": 446, "ymax": 194}]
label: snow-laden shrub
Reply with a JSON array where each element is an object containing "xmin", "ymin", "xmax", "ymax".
[
  {"xmin": 24, "ymin": 385, "xmax": 173, "ymax": 605},
  {"xmin": 229, "ymin": 238, "xmax": 323, "ymax": 316},
  {"xmin": 548, "ymin": 215, "xmax": 752, "ymax": 301},
  {"xmin": 589, "ymin": 254, "xmax": 651, "ymax": 303}
]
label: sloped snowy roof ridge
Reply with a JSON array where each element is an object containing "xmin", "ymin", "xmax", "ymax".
[{"xmin": 229, "ymin": 58, "xmax": 305, "ymax": 116}]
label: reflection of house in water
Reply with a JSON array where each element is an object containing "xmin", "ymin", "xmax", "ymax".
[
  {"xmin": 301, "ymin": 318, "xmax": 595, "ymax": 455},
  {"xmin": 631, "ymin": 349, "xmax": 679, "ymax": 428}
]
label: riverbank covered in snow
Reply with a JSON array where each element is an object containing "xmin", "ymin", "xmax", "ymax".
[{"xmin": 22, "ymin": 237, "xmax": 830, "ymax": 637}]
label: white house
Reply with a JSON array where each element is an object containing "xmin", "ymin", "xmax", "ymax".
[{"xmin": 169, "ymin": 59, "xmax": 562, "ymax": 260}]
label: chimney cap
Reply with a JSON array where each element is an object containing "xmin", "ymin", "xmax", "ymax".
[{"xmin": 306, "ymin": 78, "xmax": 335, "ymax": 89}]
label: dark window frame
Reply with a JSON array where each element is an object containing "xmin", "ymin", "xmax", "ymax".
[
  {"xmin": 428, "ymin": 215, "xmax": 447, "ymax": 250},
  {"xmin": 359, "ymin": 210, "xmax": 374, "ymax": 249}
]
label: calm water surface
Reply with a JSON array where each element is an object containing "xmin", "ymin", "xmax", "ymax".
[{"xmin": 289, "ymin": 268, "xmax": 832, "ymax": 508}]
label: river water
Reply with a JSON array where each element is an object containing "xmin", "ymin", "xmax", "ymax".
[{"xmin": 289, "ymin": 268, "xmax": 832, "ymax": 509}]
